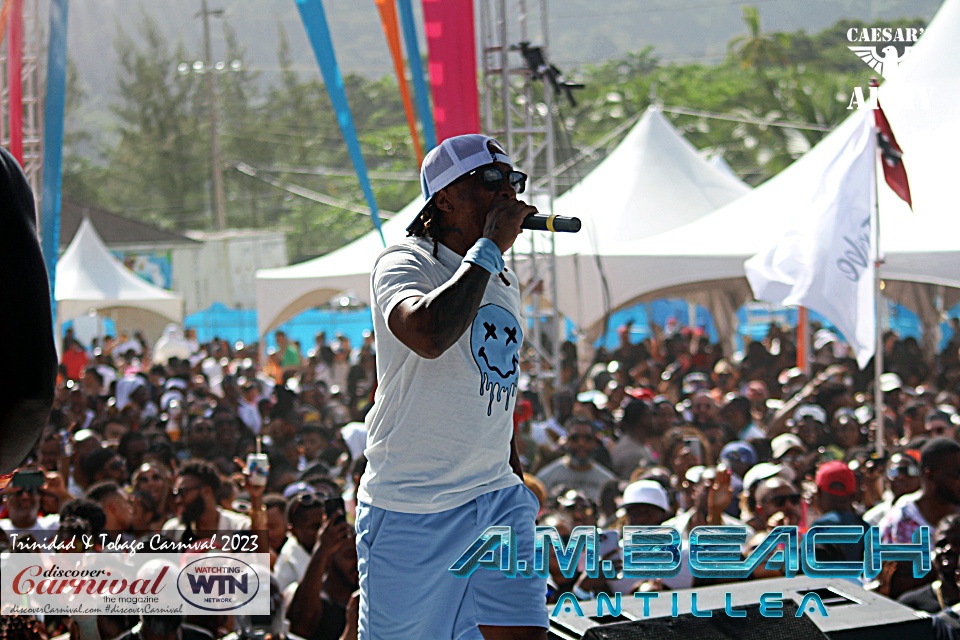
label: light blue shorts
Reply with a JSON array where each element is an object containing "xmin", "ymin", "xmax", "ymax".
[{"xmin": 356, "ymin": 483, "xmax": 549, "ymax": 640}]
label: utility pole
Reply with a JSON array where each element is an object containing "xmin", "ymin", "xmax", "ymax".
[{"xmin": 200, "ymin": 0, "xmax": 227, "ymax": 230}]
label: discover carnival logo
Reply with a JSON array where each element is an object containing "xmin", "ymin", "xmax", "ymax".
[{"xmin": 845, "ymin": 26, "xmax": 931, "ymax": 110}]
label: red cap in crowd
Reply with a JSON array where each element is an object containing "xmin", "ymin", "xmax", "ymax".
[{"xmin": 815, "ymin": 460, "xmax": 858, "ymax": 497}]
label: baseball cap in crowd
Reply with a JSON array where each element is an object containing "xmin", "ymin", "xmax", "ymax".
[
  {"xmin": 793, "ymin": 404, "xmax": 828, "ymax": 424},
  {"xmin": 408, "ymin": 134, "xmax": 517, "ymax": 234},
  {"xmin": 713, "ymin": 360, "xmax": 735, "ymax": 376},
  {"xmin": 282, "ymin": 482, "xmax": 316, "ymax": 500},
  {"xmin": 815, "ymin": 460, "xmax": 858, "ymax": 497},
  {"xmin": 682, "ymin": 372, "xmax": 710, "ymax": 395},
  {"xmin": 742, "ymin": 462, "xmax": 795, "ymax": 495},
  {"xmin": 879, "ymin": 373, "xmax": 904, "ymax": 393},
  {"xmin": 720, "ymin": 441, "xmax": 757, "ymax": 468},
  {"xmin": 833, "ymin": 407, "xmax": 857, "ymax": 422},
  {"xmin": 619, "ymin": 480, "xmax": 669, "ymax": 511},
  {"xmin": 684, "ymin": 466, "xmax": 717, "ymax": 486},
  {"xmin": 778, "ymin": 367, "xmax": 806, "ymax": 387},
  {"xmin": 771, "ymin": 433, "xmax": 807, "ymax": 459},
  {"xmin": 813, "ymin": 330, "xmax": 837, "ymax": 352}
]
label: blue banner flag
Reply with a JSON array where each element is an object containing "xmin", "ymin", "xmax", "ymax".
[
  {"xmin": 41, "ymin": 0, "xmax": 69, "ymax": 319},
  {"xmin": 396, "ymin": 0, "xmax": 437, "ymax": 152},
  {"xmin": 294, "ymin": 0, "xmax": 386, "ymax": 245}
]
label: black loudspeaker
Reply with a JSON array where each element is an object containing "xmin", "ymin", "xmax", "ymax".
[{"xmin": 548, "ymin": 577, "xmax": 933, "ymax": 640}]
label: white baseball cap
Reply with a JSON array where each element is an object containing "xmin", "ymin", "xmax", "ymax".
[
  {"xmin": 879, "ymin": 372, "xmax": 904, "ymax": 393},
  {"xmin": 793, "ymin": 404, "xmax": 828, "ymax": 424},
  {"xmin": 771, "ymin": 433, "xmax": 807, "ymax": 459},
  {"xmin": 742, "ymin": 462, "xmax": 796, "ymax": 494},
  {"xmin": 620, "ymin": 480, "xmax": 669, "ymax": 511},
  {"xmin": 408, "ymin": 134, "xmax": 514, "ymax": 233}
]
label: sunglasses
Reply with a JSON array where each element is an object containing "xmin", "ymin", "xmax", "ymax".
[
  {"xmin": 455, "ymin": 167, "xmax": 527, "ymax": 194},
  {"xmin": 887, "ymin": 465, "xmax": 920, "ymax": 480},
  {"xmin": 287, "ymin": 491, "xmax": 325, "ymax": 521},
  {"xmin": 763, "ymin": 493, "xmax": 801, "ymax": 508}
]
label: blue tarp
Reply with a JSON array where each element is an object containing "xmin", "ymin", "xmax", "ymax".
[{"xmin": 183, "ymin": 299, "xmax": 957, "ymax": 356}]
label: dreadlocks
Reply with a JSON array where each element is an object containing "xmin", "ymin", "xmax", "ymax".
[
  {"xmin": 407, "ymin": 197, "xmax": 511, "ymax": 285},
  {"xmin": 407, "ymin": 201, "xmax": 444, "ymax": 258}
]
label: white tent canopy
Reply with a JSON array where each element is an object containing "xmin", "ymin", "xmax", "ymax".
[
  {"xmin": 549, "ymin": 106, "xmax": 750, "ymax": 257},
  {"xmin": 256, "ymin": 201, "xmax": 420, "ymax": 337},
  {"xmin": 554, "ymin": 0, "xmax": 960, "ymax": 356},
  {"xmin": 56, "ymin": 218, "xmax": 184, "ymax": 340},
  {"xmin": 256, "ymin": 107, "xmax": 750, "ymax": 338}
]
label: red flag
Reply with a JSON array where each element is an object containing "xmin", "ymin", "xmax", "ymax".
[{"xmin": 874, "ymin": 101, "xmax": 913, "ymax": 210}]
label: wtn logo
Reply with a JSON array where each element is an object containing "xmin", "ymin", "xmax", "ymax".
[
  {"xmin": 187, "ymin": 573, "xmax": 249, "ymax": 596},
  {"xmin": 177, "ymin": 556, "xmax": 261, "ymax": 612}
]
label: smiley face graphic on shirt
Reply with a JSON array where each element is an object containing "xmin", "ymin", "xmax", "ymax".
[{"xmin": 470, "ymin": 304, "xmax": 523, "ymax": 416}]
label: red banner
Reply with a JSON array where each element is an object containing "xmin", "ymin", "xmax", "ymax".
[
  {"xmin": 422, "ymin": 0, "xmax": 480, "ymax": 142},
  {"xmin": 7, "ymin": 0, "xmax": 23, "ymax": 162},
  {"xmin": 874, "ymin": 101, "xmax": 912, "ymax": 210}
]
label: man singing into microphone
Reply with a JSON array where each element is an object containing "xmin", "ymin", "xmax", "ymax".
[{"xmin": 355, "ymin": 134, "xmax": 548, "ymax": 639}]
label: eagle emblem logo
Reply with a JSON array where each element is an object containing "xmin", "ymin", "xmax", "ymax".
[{"xmin": 848, "ymin": 45, "xmax": 911, "ymax": 79}]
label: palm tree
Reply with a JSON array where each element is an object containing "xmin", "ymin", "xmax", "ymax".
[{"xmin": 729, "ymin": 6, "xmax": 789, "ymax": 72}]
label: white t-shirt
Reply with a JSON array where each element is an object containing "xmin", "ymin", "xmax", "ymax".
[
  {"xmin": 0, "ymin": 513, "xmax": 60, "ymax": 544},
  {"xmin": 358, "ymin": 238, "xmax": 523, "ymax": 513},
  {"xmin": 273, "ymin": 537, "xmax": 311, "ymax": 593}
]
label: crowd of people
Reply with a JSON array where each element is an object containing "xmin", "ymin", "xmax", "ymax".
[{"xmin": 3, "ymin": 314, "xmax": 960, "ymax": 639}]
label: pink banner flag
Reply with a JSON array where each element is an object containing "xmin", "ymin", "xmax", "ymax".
[
  {"xmin": 422, "ymin": 0, "xmax": 479, "ymax": 141},
  {"xmin": 7, "ymin": 0, "xmax": 23, "ymax": 162}
]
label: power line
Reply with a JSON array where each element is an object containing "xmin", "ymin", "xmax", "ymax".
[
  {"xmin": 234, "ymin": 162, "xmax": 396, "ymax": 218},
  {"xmin": 237, "ymin": 163, "xmax": 417, "ymax": 181},
  {"xmin": 661, "ymin": 105, "xmax": 834, "ymax": 132}
]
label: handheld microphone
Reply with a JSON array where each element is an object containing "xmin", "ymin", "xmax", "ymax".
[{"xmin": 521, "ymin": 213, "xmax": 581, "ymax": 233}]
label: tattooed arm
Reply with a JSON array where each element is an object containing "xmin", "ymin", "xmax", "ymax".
[{"xmin": 388, "ymin": 196, "xmax": 534, "ymax": 359}]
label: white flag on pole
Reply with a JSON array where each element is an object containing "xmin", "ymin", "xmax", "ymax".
[{"xmin": 745, "ymin": 113, "xmax": 877, "ymax": 369}]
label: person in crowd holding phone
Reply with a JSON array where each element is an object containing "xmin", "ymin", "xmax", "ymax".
[
  {"xmin": 356, "ymin": 134, "xmax": 547, "ymax": 639},
  {"xmin": 0, "ymin": 469, "xmax": 60, "ymax": 544},
  {"xmin": 286, "ymin": 495, "xmax": 358, "ymax": 640}
]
